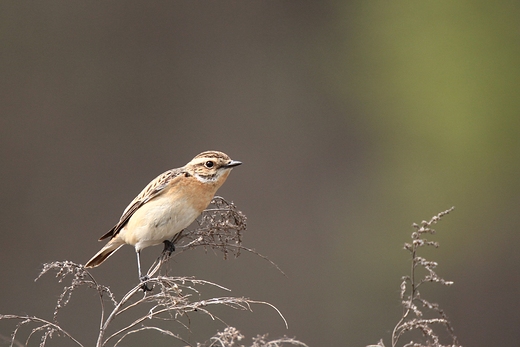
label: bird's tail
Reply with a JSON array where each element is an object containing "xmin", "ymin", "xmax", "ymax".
[{"xmin": 85, "ymin": 238, "xmax": 125, "ymax": 268}]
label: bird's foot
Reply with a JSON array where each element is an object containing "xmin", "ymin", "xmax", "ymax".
[
  {"xmin": 139, "ymin": 275, "xmax": 152, "ymax": 292},
  {"xmin": 162, "ymin": 239, "xmax": 176, "ymax": 257}
]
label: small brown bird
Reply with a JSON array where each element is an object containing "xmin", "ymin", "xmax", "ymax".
[{"xmin": 85, "ymin": 150, "xmax": 241, "ymax": 284}]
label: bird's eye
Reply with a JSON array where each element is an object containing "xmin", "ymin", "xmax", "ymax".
[{"xmin": 204, "ymin": 161, "xmax": 215, "ymax": 168}]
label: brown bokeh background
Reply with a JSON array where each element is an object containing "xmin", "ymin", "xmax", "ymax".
[{"xmin": 1, "ymin": 2, "xmax": 519, "ymax": 346}]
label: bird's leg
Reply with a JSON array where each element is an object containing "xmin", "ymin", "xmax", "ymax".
[{"xmin": 136, "ymin": 251, "xmax": 152, "ymax": 292}]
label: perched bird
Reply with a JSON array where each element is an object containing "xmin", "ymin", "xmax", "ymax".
[{"xmin": 85, "ymin": 150, "xmax": 241, "ymax": 285}]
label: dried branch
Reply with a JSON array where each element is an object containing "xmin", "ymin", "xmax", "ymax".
[
  {"xmin": 0, "ymin": 197, "xmax": 303, "ymax": 347},
  {"xmin": 197, "ymin": 327, "xmax": 308, "ymax": 347},
  {"xmin": 0, "ymin": 314, "xmax": 84, "ymax": 347},
  {"xmin": 367, "ymin": 207, "xmax": 461, "ymax": 347},
  {"xmin": 385, "ymin": 207, "xmax": 461, "ymax": 347}
]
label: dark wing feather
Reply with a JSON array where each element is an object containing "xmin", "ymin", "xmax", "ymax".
[{"xmin": 99, "ymin": 168, "xmax": 184, "ymax": 240}]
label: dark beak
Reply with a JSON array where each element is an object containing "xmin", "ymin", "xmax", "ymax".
[{"xmin": 224, "ymin": 160, "xmax": 242, "ymax": 168}]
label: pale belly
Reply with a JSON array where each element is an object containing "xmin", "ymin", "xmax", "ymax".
[{"xmin": 118, "ymin": 195, "xmax": 202, "ymax": 251}]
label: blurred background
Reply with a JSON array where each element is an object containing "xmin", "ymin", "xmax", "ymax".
[{"xmin": 1, "ymin": 1, "xmax": 519, "ymax": 346}]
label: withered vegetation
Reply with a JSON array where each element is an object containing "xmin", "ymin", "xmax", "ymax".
[
  {"xmin": 368, "ymin": 207, "xmax": 462, "ymax": 347},
  {"xmin": 0, "ymin": 197, "xmax": 305, "ymax": 347}
]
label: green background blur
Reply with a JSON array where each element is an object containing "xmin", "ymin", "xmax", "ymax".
[{"xmin": 1, "ymin": 1, "xmax": 519, "ymax": 346}]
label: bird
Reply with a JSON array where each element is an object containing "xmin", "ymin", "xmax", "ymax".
[{"xmin": 85, "ymin": 150, "xmax": 241, "ymax": 287}]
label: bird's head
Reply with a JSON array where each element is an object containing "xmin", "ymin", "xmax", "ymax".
[{"xmin": 186, "ymin": 151, "xmax": 242, "ymax": 183}]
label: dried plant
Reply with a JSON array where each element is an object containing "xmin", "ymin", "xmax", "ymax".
[
  {"xmin": 147, "ymin": 196, "xmax": 285, "ymax": 277},
  {"xmin": 0, "ymin": 197, "xmax": 305, "ymax": 347},
  {"xmin": 368, "ymin": 207, "xmax": 462, "ymax": 347},
  {"xmin": 195, "ymin": 327, "xmax": 308, "ymax": 347}
]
